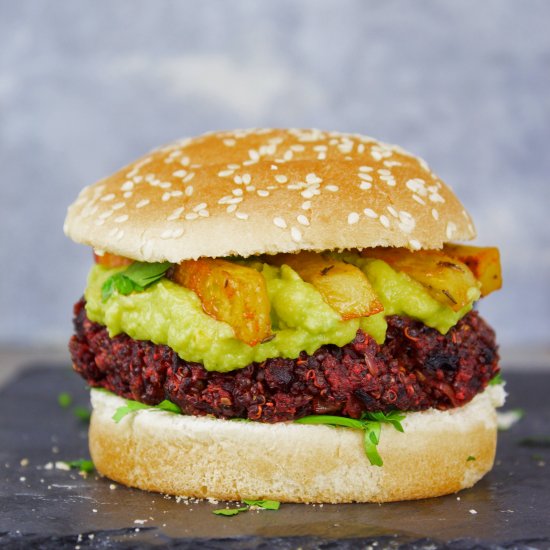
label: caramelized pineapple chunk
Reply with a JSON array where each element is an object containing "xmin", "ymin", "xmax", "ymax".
[
  {"xmin": 272, "ymin": 252, "xmax": 383, "ymax": 319},
  {"xmin": 443, "ymin": 244, "xmax": 502, "ymax": 297},
  {"xmin": 362, "ymin": 248, "xmax": 480, "ymax": 311},
  {"xmin": 171, "ymin": 259, "xmax": 271, "ymax": 346},
  {"xmin": 94, "ymin": 251, "xmax": 133, "ymax": 268}
]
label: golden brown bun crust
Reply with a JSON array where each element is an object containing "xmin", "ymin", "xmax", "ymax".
[
  {"xmin": 64, "ymin": 129, "xmax": 476, "ymax": 262},
  {"xmin": 89, "ymin": 386, "xmax": 504, "ymax": 503}
]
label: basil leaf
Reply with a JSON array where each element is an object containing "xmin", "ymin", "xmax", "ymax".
[
  {"xmin": 243, "ymin": 499, "xmax": 280, "ymax": 510},
  {"xmin": 212, "ymin": 507, "xmax": 249, "ymax": 516},
  {"xmin": 101, "ymin": 261, "xmax": 172, "ymax": 302}
]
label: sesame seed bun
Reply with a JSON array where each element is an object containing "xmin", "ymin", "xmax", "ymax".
[
  {"xmin": 64, "ymin": 128, "xmax": 475, "ymax": 262},
  {"xmin": 89, "ymin": 385, "xmax": 504, "ymax": 503}
]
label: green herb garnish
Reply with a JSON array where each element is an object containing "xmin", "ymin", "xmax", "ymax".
[
  {"xmin": 467, "ymin": 455, "xmax": 476, "ymax": 462},
  {"xmin": 73, "ymin": 406, "xmax": 92, "ymax": 422},
  {"xmin": 112, "ymin": 397, "xmax": 181, "ymax": 423},
  {"xmin": 518, "ymin": 436, "xmax": 550, "ymax": 448},
  {"xmin": 101, "ymin": 261, "xmax": 172, "ymax": 302},
  {"xmin": 58, "ymin": 392, "xmax": 72, "ymax": 408},
  {"xmin": 212, "ymin": 507, "xmax": 250, "ymax": 516},
  {"xmin": 295, "ymin": 411, "xmax": 405, "ymax": 467},
  {"xmin": 212, "ymin": 500, "xmax": 280, "ymax": 516},
  {"xmin": 489, "ymin": 372, "xmax": 504, "ymax": 386},
  {"xmin": 65, "ymin": 459, "xmax": 95, "ymax": 473}
]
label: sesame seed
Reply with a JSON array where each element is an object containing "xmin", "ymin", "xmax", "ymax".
[
  {"xmin": 94, "ymin": 219, "xmax": 104, "ymax": 226},
  {"xmin": 173, "ymin": 170, "xmax": 187, "ymax": 178},
  {"xmin": 325, "ymin": 185, "xmax": 339, "ymax": 192},
  {"xmin": 235, "ymin": 212, "xmax": 249, "ymax": 220},
  {"xmin": 297, "ymin": 214, "xmax": 309, "ymax": 226},
  {"xmin": 270, "ymin": 164, "xmax": 278, "ymax": 170},
  {"xmin": 185, "ymin": 213, "xmax": 199, "ymax": 220},
  {"xmin": 218, "ymin": 170, "xmax": 234, "ymax": 177},
  {"xmin": 234, "ymin": 175, "xmax": 243, "ymax": 185},
  {"xmin": 446, "ymin": 222, "xmax": 457, "ymax": 239},
  {"xmin": 115, "ymin": 229, "xmax": 124, "ymax": 241},
  {"xmin": 112, "ymin": 202, "xmax": 125, "ymax": 210},
  {"xmin": 360, "ymin": 181, "xmax": 372, "ymax": 190},
  {"xmin": 317, "ymin": 152, "xmax": 326, "ymax": 160},
  {"xmin": 301, "ymin": 201, "xmax": 311, "ymax": 210},
  {"xmin": 273, "ymin": 217, "xmax": 287, "ymax": 229},
  {"xmin": 242, "ymin": 174, "xmax": 251, "ymax": 184},
  {"xmin": 183, "ymin": 173, "xmax": 195, "ymax": 183},
  {"xmin": 246, "ymin": 185, "xmax": 255, "ymax": 192},
  {"xmin": 409, "ymin": 239, "xmax": 421, "ymax": 250},
  {"xmin": 100, "ymin": 193, "xmax": 115, "ymax": 202},
  {"xmin": 185, "ymin": 186, "xmax": 194, "ymax": 196},
  {"xmin": 232, "ymin": 188, "xmax": 243, "ymax": 196},
  {"xmin": 290, "ymin": 226, "xmax": 302, "ymax": 242},
  {"xmin": 136, "ymin": 199, "xmax": 150, "ymax": 208},
  {"xmin": 378, "ymin": 169, "xmax": 391, "ymax": 176},
  {"xmin": 167, "ymin": 207, "xmax": 184, "ymax": 221},
  {"xmin": 198, "ymin": 209, "xmax": 209, "ymax": 217},
  {"xmin": 227, "ymin": 197, "xmax": 242, "ymax": 204},
  {"xmin": 364, "ymin": 208, "xmax": 377, "ymax": 218},
  {"xmin": 283, "ymin": 150, "xmax": 293, "ymax": 161},
  {"xmin": 123, "ymin": 191, "xmax": 133, "ymax": 199},
  {"xmin": 306, "ymin": 173, "xmax": 322, "ymax": 185},
  {"xmin": 162, "ymin": 192, "xmax": 171, "ymax": 201},
  {"xmin": 348, "ymin": 212, "xmax": 360, "ymax": 225},
  {"xmin": 358, "ymin": 173, "xmax": 373, "ymax": 182},
  {"xmin": 114, "ymin": 214, "xmax": 128, "ymax": 223},
  {"xmin": 359, "ymin": 166, "xmax": 373, "ymax": 172},
  {"xmin": 180, "ymin": 156, "xmax": 190, "ymax": 166},
  {"xmin": 223, "ymin": 139, "xmax": 236, "ymax": 147},
  {"xmin": 226, "ymin": 204, "xmax": 237, "ymax": 213},
  {"xmin": 275, "ymin": 175, "xmax": 288, "ymax": 184},
  {"xmin": 257, "ymin": 190, "xmax": 269, "ymax": 197},
  {"xmin": 301, "ymin": 189, "xmax": 315, "ymax": 199},
  {"xmin": 227, "ymin": 164, "xmax": 240, "ymax": 169},
  {"xmin": 387, "ymin": 206, "xmax": 398, "ymax": 218},
  {"xmin": 121, "ymin": 181, "xmax": 134, "ymax": 191},
  {"xmin": 249, "ymin": 149, "xmax": 260, "ymax": 161},
  {"xmin": 412, "ymin": 194, "xmax": 426, "ymax": 205},
  {"xmin": 193, "ymin": 202, "xmax": 207, "ymax": 212},
  {"xmin": 431, "ymin": 209, "xmax": 439, "ymax": 220},
  {"xmin": 159, "ymin": 181, "xmax": 172, "ymax": 189},
  {"xmin": 99, "ymin": 210, "xmax": 113, "ymax": 219},
  {"xmin": 379, "ymin": 215, "xmax": 390, "ymax": 228}
]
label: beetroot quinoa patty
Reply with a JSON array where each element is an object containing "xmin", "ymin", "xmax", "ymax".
[{"xmin": 69, "ymin": 298, "xmax": 499, "ymax": 422}]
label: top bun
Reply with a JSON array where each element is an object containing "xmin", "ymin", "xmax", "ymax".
[{"xmin": 64, "ymin": 128, "xmax": 475, "ymax": 262}]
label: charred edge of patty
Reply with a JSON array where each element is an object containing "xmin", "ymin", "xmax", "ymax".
[{"xmin": 69, "ymin": 299, "xmax": 499, "ymax": 423}]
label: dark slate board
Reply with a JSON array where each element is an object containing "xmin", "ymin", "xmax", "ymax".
[{"xmin": 1, "ymin": 366, "xmax": 549, "ymax": 549}]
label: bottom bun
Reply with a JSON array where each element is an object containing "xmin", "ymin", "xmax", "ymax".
[{"xmin": 89, "ymin": 385, "xmax": 505, "ymax": 503}]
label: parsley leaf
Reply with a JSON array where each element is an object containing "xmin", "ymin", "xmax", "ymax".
[
  {"xmin": 213, "ymin": 500, "xmax": 281, "ymax": 516},
  {"xmin": 112, "ymin": 397, "xmax": 181, "ymax": 423},
  {"xmin": 212, "ymin": 507, "xmax": 250, "ymax": 516},
  {"xmin": 73, "ymin": 406, "xmax": 92, "ymax": 422},
  {"xmin": 58, "ymin": 392, "xmax": 72, "ymax": 408},
  {"xmin": 64, "ymin": 459, "xmax": 95, "ymax": 473},
  {"xmin": 489, "ymin": 372, "xmax": 504, "ymax": 386},
  {"xmin": 243, "ymin": 499, "xmax": 281, "ymax": 510},
  {"xmin": 101, "ymin": 261, "xmax": 172, "ymax": 302},
  {"xmin": 112, "ymin": 400, "xmax": 150, "ymax": 423},
  {"xmin": 295, "ymin": 411, "xmax": 405, "ymax": 466}
]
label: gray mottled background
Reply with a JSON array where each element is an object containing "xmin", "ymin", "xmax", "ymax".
[{"xmin": 1, "ymin": 0, "xmax": 549, "ymax": 356}]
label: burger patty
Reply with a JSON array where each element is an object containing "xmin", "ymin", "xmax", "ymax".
[{"xmin": 69, "ymin": 298, "xmax": 499, "ymax": 422}]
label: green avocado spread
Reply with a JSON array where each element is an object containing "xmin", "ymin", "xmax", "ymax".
[{"xmin": 85, "ymin": 254, "xmax": 478, "ymax": 373}]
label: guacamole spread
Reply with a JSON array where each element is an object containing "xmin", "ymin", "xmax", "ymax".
[{"xmin": 85, "ymin": 255, "xmax": 478, "ymax": 373}]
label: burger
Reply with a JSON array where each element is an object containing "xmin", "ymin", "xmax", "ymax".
[{"xmin": 64, "ymin": 128, "xmax": 504, "ymax": 503}]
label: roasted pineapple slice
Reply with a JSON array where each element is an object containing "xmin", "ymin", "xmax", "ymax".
[
  {"xmin": 362, "ymin": 247, "xmax": 480, "ymax": 311},
  {"xmin": 271, "ymin": 252, "xmax": 383, "ymax": 319},
  {"xmin": 443, "ymin": 244, "xmax": 502, "ymax": 297},
  {"xmin": 171, "ymin": 258, "xmax": 271, "ymax": 346}
]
